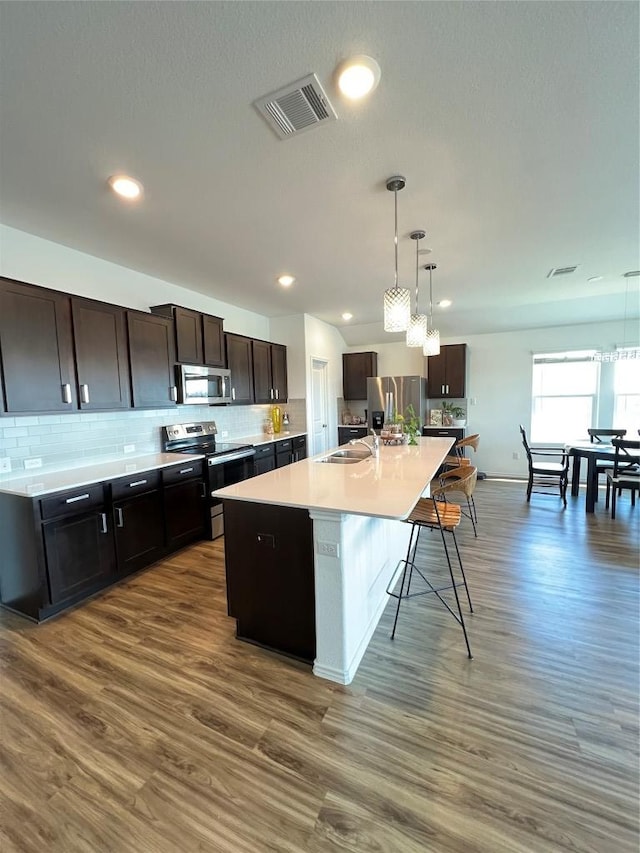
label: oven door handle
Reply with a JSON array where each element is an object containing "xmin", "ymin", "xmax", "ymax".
[{"xmin": 207, "ymin": 449, "xmax": 256, "ymax": 466}]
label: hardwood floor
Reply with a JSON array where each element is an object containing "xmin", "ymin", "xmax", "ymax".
[{"xmin": 0, "ymin": 481, "xmax": 638, "ymax": 852}]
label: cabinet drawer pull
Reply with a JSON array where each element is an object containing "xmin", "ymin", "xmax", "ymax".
[
  {"xmin": 231, "ymin": 387, "xmax": 236, "ymax": 401},
  {"xmin": 179, "ymin": 467, "xmax": 194, "ymax": 474},
  {"xmin": 116, "ymin": 507, "xmax": 124, "ymax": 527},
  {"xmin": 170, "ymin": 386, "xmax": 177, "ymax": 402},
  {"xmin": 80, "ymin": 384, "xmax": 90, "ymax": 404},
  {"xmin": 65, "ymin": 493, "xmax": 90, "ymax": 504},
  {"xmin": 100, "ymin": 512, "xmax": 108, "ymax": 534},
  {"xmin": 128, "ymin": 479, "xmax": 147, "ymax": 488},
  {"xmin": 62, "ymin": 383, "xmax": 72, "ymax": 404}
]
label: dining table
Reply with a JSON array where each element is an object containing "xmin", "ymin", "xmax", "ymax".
[{"xmin": 565, "ymin": 441, "xmax": 617, "ymax": 513}]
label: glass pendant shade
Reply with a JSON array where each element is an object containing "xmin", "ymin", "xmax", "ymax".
[
  {"xmin": 423, "ymin": 327, "xmax": 441, "ymax": 356},
  {"xmin": 383, "ymin": 286, "xmax": 411, "ymax": 332},
  {"xmin": 406, "ymin": 313, "xmax": 428, "ymax": 347}
]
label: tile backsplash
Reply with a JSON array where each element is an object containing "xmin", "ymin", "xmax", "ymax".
[{"xmin": 0, "ymin": 399, "xmax": 307, "ymax": 474}]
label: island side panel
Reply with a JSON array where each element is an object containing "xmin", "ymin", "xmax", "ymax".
[
  {"xmin": 310, "ymin": 510, "xmax": 411, "ymax": 685},
  {"xmin": 222, "ymin": 499, "xmax": 315, "ymax": 663}
]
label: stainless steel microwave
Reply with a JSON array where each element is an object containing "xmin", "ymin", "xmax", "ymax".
[{"xmin": 177, "ymin": 364, "xmax": 232, "ymax": 405}]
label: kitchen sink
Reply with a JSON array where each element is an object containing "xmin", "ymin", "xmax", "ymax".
[
  {"xmin": 330, "ymin": 449, "xmax": 371, "ymax": 459},
  {"xmin": 318, "ymin": 456, "xmax": 364, "ymax": 464}
]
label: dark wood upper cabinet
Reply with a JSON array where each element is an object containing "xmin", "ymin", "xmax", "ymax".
[
  {"xmin": 127, "ymin": 311, "xmax": 177, "ymax": 408},
  {"xmin": 71, "ymin": 298, "xmax": 130, "ymax": 410},
  {"xmin": 0, "ymin": 277, "xmax": 77, "ymax": 413},
  {"xmin": 252, "ymin": 339, "xmax": 273, "ymax": 404},
  {"xmin": 202, "ymin": 315, "xmax": 225, "ymax": 367},
  {"xmin": 426, "ymin": 343, "xmax": 467, "ymax": 399},
  {"xmin": 271, "ymin": 343, "xmax": 288, "ymax": 403},
  {"xmin": 252, "ymin": 340, "xmax": 288, "ymax": 404},
  {"xmin": 225, "ymin": 333, "xmax": 254, "ymax": 405},
  {"xmin": 342, "ymin": 352, "xmax": 378, "ymax": 400},
  {"xmin": 150, "ymin": 304, "xmax": 225, "ymax": 367}
]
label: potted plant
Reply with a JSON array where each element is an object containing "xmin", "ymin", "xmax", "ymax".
[
  {"xmin": 441, "ymin": 401, "xmax": 466, "ymax": 427},
  {"xmin": 401, "ymin": 404, "xmax": 421, "ymax": 445}
]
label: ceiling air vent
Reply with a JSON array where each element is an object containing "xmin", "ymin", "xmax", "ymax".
[
  {"xmin": 547, "ymin": 266, "xmax": 579, "ymax": 278},
  {"xmin": 254, "ymin": 74, "xmax": 337, "ymax": 139}
]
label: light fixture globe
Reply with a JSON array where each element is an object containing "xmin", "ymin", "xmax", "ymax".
[
  {"xmin": 423, "ymin": 328, "xmax": 441, "ymax": 356},
  {"xmin": 422, "ymin": 263, "xmax": 441, "ymax": 356},
  {"xmin": 384, "ymin": 286, "xmax": 411, "ymax": 332},
  {"xmin": 383, "ymin": 176, "xmax": 410, "ymax": 333},
  {"xmin": 406, "ymin": 230, "xmax": 428, "ymax": 347}
]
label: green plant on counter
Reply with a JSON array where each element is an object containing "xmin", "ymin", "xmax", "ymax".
[
  {"xmin": 441, "ymin": 401, "xmax": 465, "ymax": 419},
  {"xmin": 402, "ymin": 404, "xmax": 421, "ymax": 445}
]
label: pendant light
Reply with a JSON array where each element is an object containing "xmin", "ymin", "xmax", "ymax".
[
  {"xmin": 422, "ymin": 263, "xmax": 441, "ymax": 356},
  {"xmin": 383, "ymin": 176, "xmax": 411, "ymax": 332},
  {"xmin": 406, "ymin": 230, "xmax": 428, "ymax": 346}
]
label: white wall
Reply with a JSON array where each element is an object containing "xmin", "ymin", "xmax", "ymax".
[
  {"xmin": 269, "ymin": 314, "xmax": 306, "ymax": 399},
  {"xmin": 346, "ymin": 341, "xmax": 423, "ymax": 377},
  {"xmin": 0, "ymin": 225, "xmax": 270, "ymax": 338},
  {"xmin": 346, "ymin": 320, "xmax": 629, "ymax": 477},
  {"xmin": 304, "ymin": 315, "xmax": 348, "ymax": 452}
]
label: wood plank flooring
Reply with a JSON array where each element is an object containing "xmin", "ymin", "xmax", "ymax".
[{"xmin": 0, "ymin": 481, "xmax": 638, "ymax": 852}]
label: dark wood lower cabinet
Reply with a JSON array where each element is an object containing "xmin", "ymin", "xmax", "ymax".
[
  {"xmin": 43, "ymin": 510, "xmax": 116, "ymax": 604},
  {"xmin": 164, "ymin": 478, "xmax": 207, "ymax": 551},
  {"xmin": 223, "ymin": 500, "xmax": 315, "ymax": 663},
  {"xmin": 0, "ymin": 461, "xmax": 208, "ymax": 622},
  {"xmin": 113, "ymin": 490, "xmax": 165, "ymax": 576}
]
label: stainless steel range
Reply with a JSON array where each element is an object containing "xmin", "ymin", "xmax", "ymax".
[{"xmin": 162, "ymin": 421, "xmax": 255, "ymax": 540}]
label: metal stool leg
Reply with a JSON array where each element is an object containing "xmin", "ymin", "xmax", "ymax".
[{"xmin": 390, "ymin": 522, "xmax": 420, "ymax": 640}]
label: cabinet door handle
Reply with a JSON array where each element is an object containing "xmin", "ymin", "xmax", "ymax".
[
  {"xmin": 200, "ymin": 482, "xmax": 206, "ymax": 498},
  {"xmin": 128, "ymin": 479, "xmax": 147, "ymax": 488},
  {"xmin": 65, "ymin": 493, "xmax": 90, "ymax": 504},
  {"xmin": 231, "ymin": 387, "xmax": 236, "ymax": 401},
  {"xmin": 275, "ymin": 388, "xmax": 279, "ymax": 400},
  {"xmin": 80, "ymin": 384, "xmax": 90, "ymax": 404},
  {"xmin": 100, "ymin": 512, "xmax": 108, "ymax": 534},
  {"xmin": 270, "ymin": 388, "xmax": 274, "ymax": 400},
  {"xmin": 116, "ymin": 507, "xmax": 124, "ymax": 527},
  {"xmin": 62, "ymin": 383, "xmax": 72, "ymax": 404},
  {"xmin": 179, "ymin": 467, "xmax": 194, "ymax": 474},
  {"xmin": 446, "ymin": 384, "xmax": 449, "ymax": 395},
  {"xmin": 170, "ymin": 386, "xmax": 177, "ymax": 402}
]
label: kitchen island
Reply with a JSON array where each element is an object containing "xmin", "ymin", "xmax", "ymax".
[{"xmin": 215, "ymin": 436, "xmax": 453, "ymax": 684}]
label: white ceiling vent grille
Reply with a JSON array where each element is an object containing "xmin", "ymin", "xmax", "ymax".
[
  {"xmin": 547, "ymin": 266, "xmax": 579, "ymax": 278},
  {"xmin": 254, "ymin": 74, "xmax": 337, "ymax": 139}
]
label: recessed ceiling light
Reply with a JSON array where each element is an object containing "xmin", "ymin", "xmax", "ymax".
[
  {"xmin": 438, "ymin": 299, "xmax": 452, "ymax": 308},
  {"xmin": 107, "ymin": 174, "xmax": 143, "ymax": 200},
  {"xmin": 342, "ymin": 312, "xmax": 353, "ymax": 321},
  {"xmin": 277, "ymin": 274, "xmax": 295, "ymax": 287},
  {"xmin": 336, "ymin": 55, "xmax": 381, "ymax": 100},
  {"xmin": 623, "ymin": 270, "xmax": 640, "ymax": 277},
  {"xmin": 587, "ymin": 276, "xmax": 603, "ymax": 283}
]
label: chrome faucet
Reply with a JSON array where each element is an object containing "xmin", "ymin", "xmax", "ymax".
[{"xmin": 349, "ymin": 428, "xmax": 380, "ymax": 458}]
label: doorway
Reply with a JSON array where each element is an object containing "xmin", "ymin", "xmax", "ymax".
[{"xmin": 310, "ymin": 357, "xmax": 330, "ymax": 456}]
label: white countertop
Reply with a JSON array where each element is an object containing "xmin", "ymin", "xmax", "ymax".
[
  {"xmin": 0, "ymin": 452, "xmax": 204, "ymax": 498},
  {"xmin": 236, "ymin": 430, "xmax": 306, "ymax": 446},
  {"xmin": 214, "ymin": 436, "xmax": 453, "ymax": 520}
]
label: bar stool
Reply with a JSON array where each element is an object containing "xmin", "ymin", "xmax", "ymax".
[
  {"xmin": 433, "ymin": 465, "xmax": 479, "ymax": 536},
  {"xmin": 444, "ymin": 433, "xmax": 480, "ymax": 469},
  {"xmin": 387, "ymin": 483, "xmax": 474, "ymax": 658}
]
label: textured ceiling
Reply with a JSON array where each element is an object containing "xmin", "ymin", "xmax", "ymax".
[{"xmin": 0, "ymin": 1, "xmax": 638, "ymax": 344}]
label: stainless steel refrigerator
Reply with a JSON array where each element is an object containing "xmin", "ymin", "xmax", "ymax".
[{"xmin": 367, "ymin": 376, "xmax": 427, "ymax": 431}]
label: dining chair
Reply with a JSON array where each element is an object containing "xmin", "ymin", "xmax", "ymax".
[
  {"xmin": 605, "ymin": 438, "xmax": 640, "ymax": 519},
  {"xmin": 519, "ymin": 425, "xmax": 569, "ymax": 507}
]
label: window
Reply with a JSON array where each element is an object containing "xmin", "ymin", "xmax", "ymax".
[
  {"xmin": 613, "ymin": 353, "xmax": 640, "ymax": 434},
  {"xmin": 531, "ymin": 351, "xmax": 599, "ymax": 443}
]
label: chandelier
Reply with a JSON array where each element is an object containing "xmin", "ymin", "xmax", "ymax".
[
  {"xmin": 383, "ymin": 176, "xmax": 411, "ymax": 332},
  {"xmin": 422, "ymin": 263, "xmax": 441, "ymax": 356},
  {"xmin": 406, "ymin": 230, "xmax": 428, "ymax": 346}
]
